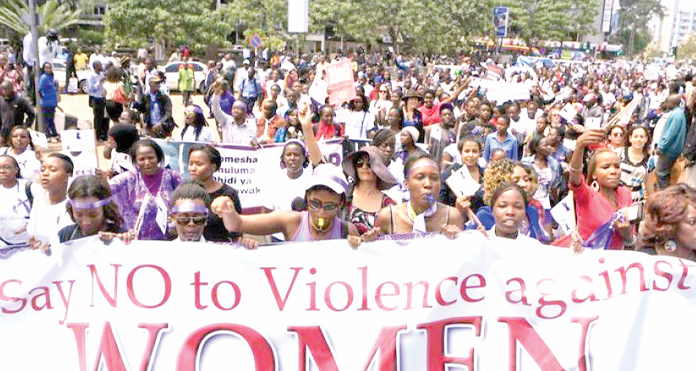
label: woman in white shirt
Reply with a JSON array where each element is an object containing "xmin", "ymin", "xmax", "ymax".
[
  {"xmin": 344, "ymin": 95, "xmax": 376, "ymax": 140},
  {"xmin": 369, "ymin": 84, "xmax": 393, "ymax": 124},
  {"xmin": 0, "ymin": 155, "xmax": 33, "ymax": 247},
  {"xmin": 27, "ymin": 153, "xmax": 74, "ymax": 252},
  {"xmin": 0, "ymin": 126, "xmax": 42, "ymax": 182},
  {"xmin": 180, "ymin": 104, "xmax": 214, "ymax": 143}
]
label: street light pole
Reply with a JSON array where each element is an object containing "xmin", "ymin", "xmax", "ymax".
[{"xmin": 28, "ymin": 0, "xmax": 43, "ymax": 132}]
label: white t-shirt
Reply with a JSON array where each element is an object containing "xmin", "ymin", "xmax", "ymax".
[
  {"xmin": 26, "ymin": 192, "xmax": 73, "ymax": 243},
  {"xmin": 0, "ymin": 179, "xmax": 32, "ymax": 246},
  {"xmin": 1, "ymin": 147, "xmax": 42, "ymax": 182},
  {"xmin": 180, "ymin": 126, "xmax": 214, "ymax": 143},
  {"xmin": 344, "ymin": 110, "xmax": 376, "ymax": 140},
  {"xmin": 262, "ymin": 167, "xmax": 314, "ymax": 241}
]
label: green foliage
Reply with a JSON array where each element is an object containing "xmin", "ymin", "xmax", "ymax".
[
  {"xmin": 679, "ymin": 33, "xmax": 696, "ymax": 60},
  {"xmin": 0, "ymin": 0, "xmax": 82, "ymax": 35},
  {"xmin": 104, "ymin": 0, "xmax": 230, "ymax": 50},
  {"xmin": 610, "ymin": 27, "xmax": 651, "ymax": 54},
  {"xmin": 78, "ymin": 29, "xmax": 105, "ymax": 47},
  {"xmin": 503, "ymin": 0, "xmax": 598, "ymax": 44}
]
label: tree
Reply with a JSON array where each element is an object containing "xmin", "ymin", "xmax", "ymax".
[
  {"xmin": 104, "ymin": 0, "xmax": 229, "ymax": 51},
  {"xmin": 223, "ymin": 0, "xmax": 287, "ymax": 39},
  {"xmin": 610, "ymin": 27, "xmax": 652, "ymax": 55},
  {"xmin": 503, "ymin": 0, "xmax": 598, "ymax": 46},
  {"xmin": 615, "ymin": 0, "xmax": 664, "ymax": 56},
  {"xmin": 678, "ymin": 33, "xmax": 696, "ymax": 60},
  {"xmin": 0, "ymin": 0, "xmax": 82, "ymax": 35},
  {"xmin": 644, "ymin": 41, "xmax": 664, "ymax": 58}
]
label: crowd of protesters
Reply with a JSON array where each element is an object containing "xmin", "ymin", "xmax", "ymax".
[{"xmin": 2, "ymin": 35, "xmax": 696, "ymax": 262}]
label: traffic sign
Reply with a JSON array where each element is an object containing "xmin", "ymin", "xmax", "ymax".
[{"xmin": 249, "ymin": 34, "xmax": 263, "ymax": 49}]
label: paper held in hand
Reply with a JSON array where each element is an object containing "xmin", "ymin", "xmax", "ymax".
[
  {"xmin": 28, "ymin": 129, "xmax": 48, "ymax": 149},
  {"xmin": 560, "ymin": 103, "xmax": 578, "ymax": 123},
  {"xmin": 446, "ymin": 166, "xmax": 481, "ymax": 198}
]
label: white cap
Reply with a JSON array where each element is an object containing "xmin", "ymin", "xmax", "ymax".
[
  {"xmin": 307, "ymin": 164, "xmax": 349, "ymax": 195},
  {"xmin": 243, "ymin": 59, "xmax": 250, "ymax": 65}
]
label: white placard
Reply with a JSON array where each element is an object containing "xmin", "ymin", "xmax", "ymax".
[
  {"xmin": 27, "ymin": 129, "xmax": 48, "ymax": 149},
  {"xmin": 560, "ymin": 103, "xmax": 578, "ymax": 122},
  {"xmin": 60, "ymin": 129, "xmax": 96, "ymax": 152},
  {"xmin": 550, "ymin": 191, "xmax": 575, "ymax": 235},
  {"xmin": 155, "ymin": 194, "xmax": 168, "ymax": 235},
  {"xmin": 446, "ymin": 165, "xmax": 481, "ymax": 197},
  {"xmin": 586, "ymin": 117, "xmax": 602, "ymax": 130}
]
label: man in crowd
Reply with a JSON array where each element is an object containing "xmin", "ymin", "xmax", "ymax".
[
  {"xmin": 656, "ymin": 95, "xmax": 687, "ymax": 190},
  {"xmin": 256, "ymin": 100, "xmax": 286, "ymax": 144},
  {"xmin": 85, "ymin": 61, "xmax": 108, "ymax": 142},
  {"xmin": 0, "ymin": 81, "xmax": 35, "ymax": 145},
  {"xmin": 236, "ymin": 67, "xmax": 263, "ymax": 114},
  {"xmin": 136, "ymin": 76, "xmax": 175, "ymax": 138}
]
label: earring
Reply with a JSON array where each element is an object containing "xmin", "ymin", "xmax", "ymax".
[
  {"xmin": 664, "ymin": 240, "xmax": 677, "ymax": 253},
  {"xmin": 591, "ymin": 180, "xmax": 600, "ymax": 192}
]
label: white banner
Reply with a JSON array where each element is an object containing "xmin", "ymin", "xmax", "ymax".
[
  {"xmin": 154, "ymin": 139, "xmax": 344, "ymax": 211},
  {"xmin": 473, "ymin": 79, "xmax": 531, "ymax": 103},
  {"xmin": 1, "ymin": 234, "xmax": 696, "ymax": 370}
]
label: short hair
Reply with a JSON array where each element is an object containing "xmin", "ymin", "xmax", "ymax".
[
  {"xmin": 586, "ymin": 148, "xmax": 618, "ymax": 185},
  {"xmin": 130, "ymin": 139, "xmax": 164, "ymax": 165},
  {"xmin": 457, "ymin": 135, "xmax": 482, "ymax": 152},
  {"xmin": 372, "ymin": 129, "xmax": 395, "ymax": 147},
  {"xmin": 66, "ymin": 175, "xmax": 122, "ymax": 232},
  {"xmin": 188, "ymin": 144, "xmax": 222, "ymax": 171},
  {"xmin": 172, "ymin": 179, "xmax": 210, "ymax": 204},
  {"xmin": 8, "ymin": 126, "xmax": 35, "ymax": 151},
  {"xmin": 491, "ymin": 181, "xmax": 528, "ymax": 207},
  {"xmin": 639, "ymin": 184, "xmax": 696, "ymax": 251},
  {"xmin": 47, "ymin": 153, "xmax": 74, "ymax": 176},
  {"xmin": 403, "ymin": 152, "xmax": 437, "ymax": 178},
  {"xmin": 0, "ymin": 155, "xmax": 21, "ymax": 179}
]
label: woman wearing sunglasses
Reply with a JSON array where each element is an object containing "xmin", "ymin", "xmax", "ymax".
[{"xmin": 212, "ymin": 164, "xmax": 359, "ymax": 243}]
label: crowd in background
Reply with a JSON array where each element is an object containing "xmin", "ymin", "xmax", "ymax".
[{"xmin": 2, "ymin": 35, "xmax": 696, "ymax": 262}]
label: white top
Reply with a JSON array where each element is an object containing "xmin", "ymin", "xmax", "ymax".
[
  {"xmin": 488, "ymin": 227, "xmax": 542, "ymax": 245},
  {"xmin": 344, "ymin": 110, "xmax": 376, "ymax": 140},
  {"xmin": 211, "ymin": 95, "xmax": 257, "ymax": 146},
  {"xmin": 369, "ymin": 100, "xmax": 393, "ymax": 117},
  {"xmin": 27, "ymin": 192, "xmax": 73, "ymax": 243},
  {"xmin": 180, "ymin": 126, "xmax": 214, "ymax": 143},
  {"xmin": 0, "ymin": 179, "xmax": 33, "ymax": 246},
  {"xmin": 0, "ymin": 147, "xmax": 42, "ymax": 182},
  {"xmin": 262, "ymin": 167, "xmax": 314, "ymax": 241}
]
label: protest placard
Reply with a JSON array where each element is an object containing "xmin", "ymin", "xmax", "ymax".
[{"xmin": 326, "ymin": 59, "xmax": 357, "ymax": 106}]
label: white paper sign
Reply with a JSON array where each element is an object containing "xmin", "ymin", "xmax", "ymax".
[
  {"xmin": 155, "ymin": 194, "xmax": 168, "ymax": 235},
  {"xmin": 28, "ymin": 129, "xmax": 48, "ymax": 149},
  {"xmin": 550, "ymin": 191, "xmax": 575, "ymax": 235},
  {"xmin": 586, "ymin": 117, "xmax": 602, "ymax": 130},
  {"xmin": 446, "ymin": 166, "xmax": 481, "ymax": 197},
  {"xmin": 560, "ymin": 103, "xmax": 578, "ymax": 123},
  {"xmin": 60, "ymin": 129, "xmax": 96, "ymax": 152}
]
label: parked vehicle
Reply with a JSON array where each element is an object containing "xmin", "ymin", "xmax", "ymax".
[{"xmin": 158, "ymin": 61, "xmax": 207, "ymax": 93}]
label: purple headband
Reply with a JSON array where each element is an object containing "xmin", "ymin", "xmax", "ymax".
[
  {"xmin": 185, "ymin": 105, "xmax": 204, "ymax": 116},
  {"xmin": 172, "ymin": 203, "xmax": 209, "ymax": 215},
  {"xmin": 284, "ymin": 139, "xmax": 308, "ymax": 157},
  {"xmin": 69, "ymin": 198, "xmax": 112, "ymax": 210}
]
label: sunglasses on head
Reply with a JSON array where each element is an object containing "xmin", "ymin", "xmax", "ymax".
[{"xmin": 174, "ymin": 216, "xmax": 207, "ymax": 226}]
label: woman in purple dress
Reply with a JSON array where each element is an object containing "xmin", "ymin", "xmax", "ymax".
[{"xmin": 109, "ymin": 139, "xmax": 182, "ymax": 240}]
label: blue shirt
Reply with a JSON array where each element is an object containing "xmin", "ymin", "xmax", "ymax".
[
  {"xmin": 483, "ymin": 131, "xmax": 518, "ymax": 162},
  {"xmin": 237, "ymin": 75, "xmax": 261, "ymax": 99},
  {"xmin": 38, "ymin": 73, "xmax": 58, "ymax": 108},
  {"xmin": 85, "ymin": 71, "xmax": 104, "ymax": 98}
]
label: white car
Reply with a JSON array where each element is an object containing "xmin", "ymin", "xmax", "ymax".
[
  {"xmin": 158, "ymin": 61, "xmax": 207, "ymax": 93},
  {"xmin": 51, "ymin": 60, "xmax": 91, "ymax": 92}
]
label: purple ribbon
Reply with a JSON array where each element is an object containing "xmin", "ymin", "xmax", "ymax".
[{"xmin": 69, "ymin": 198, "xmax": 112, "ymax": 210}]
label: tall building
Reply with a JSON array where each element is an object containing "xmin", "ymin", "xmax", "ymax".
[{"xmin": 651, "ymin": 0, "xmax": 696, "ymax": 53}]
